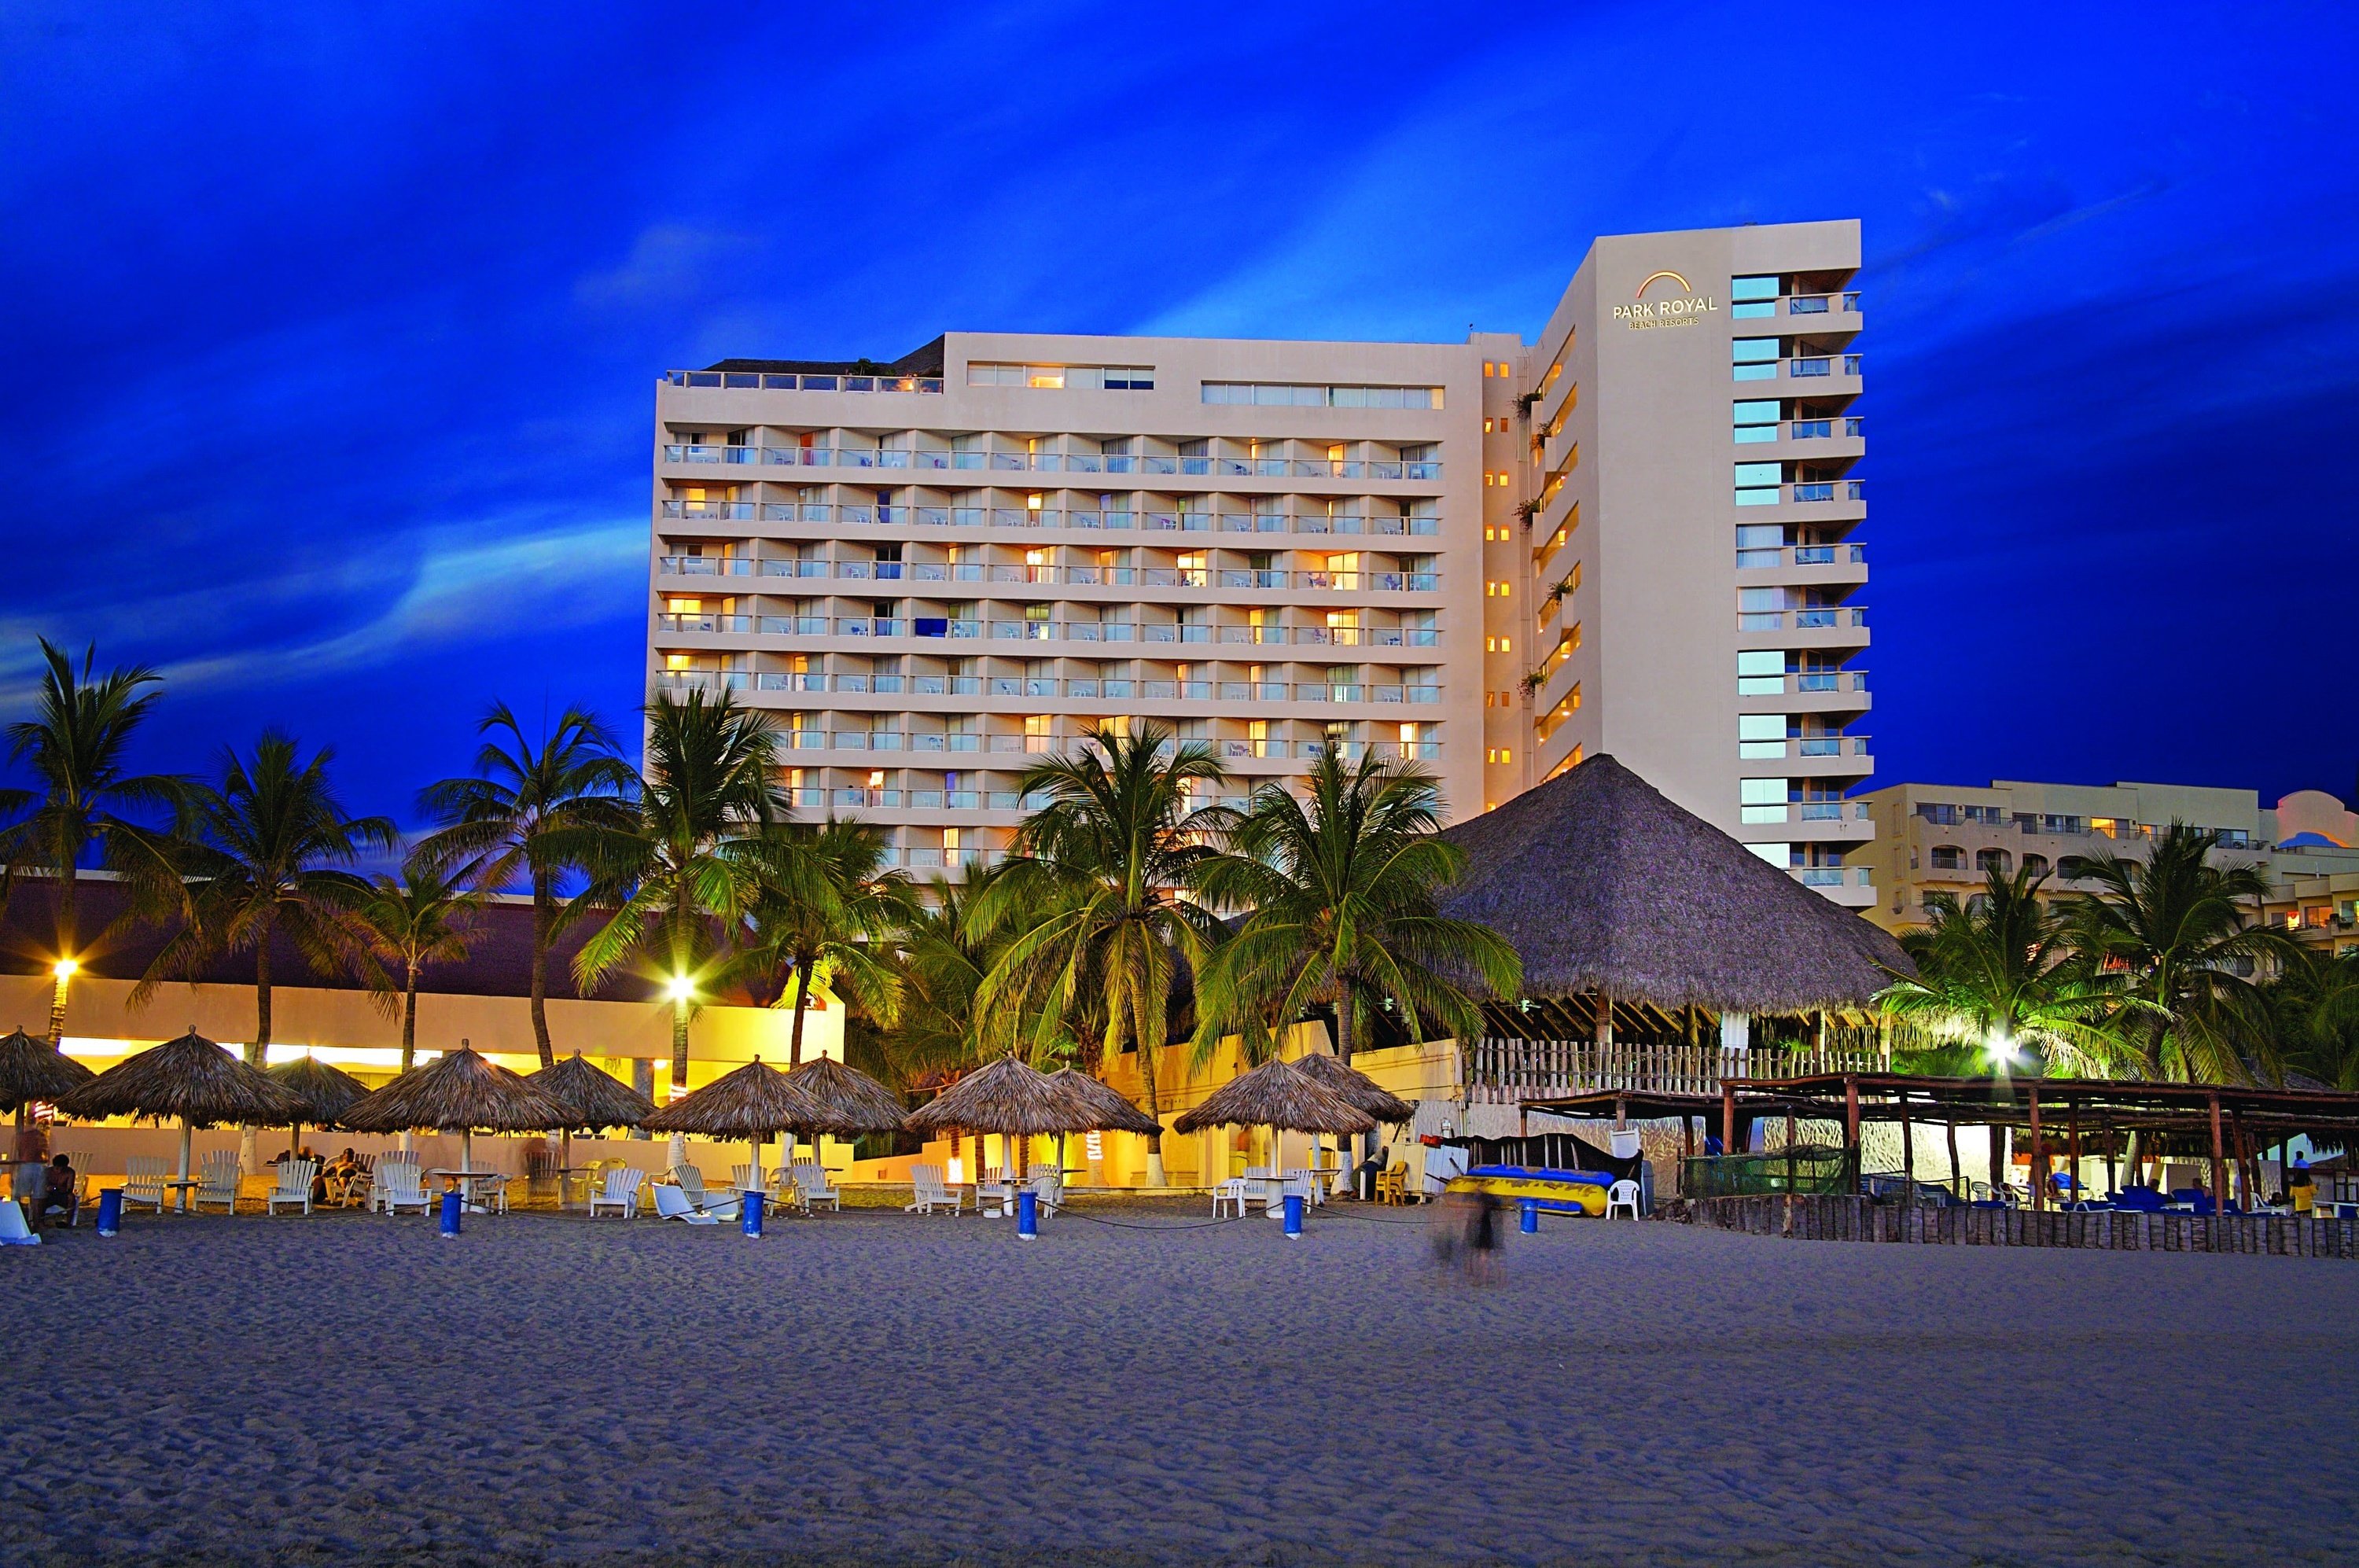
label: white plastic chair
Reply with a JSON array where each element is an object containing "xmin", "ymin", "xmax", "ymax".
[
  {"xmin": 373, "ymin": 1160, "xmax": 429, "ymax": 1216},
  {"xmin": 588, "ymin": 1165, "xmax": 644, "ymax": 1219},
  {"xmin": 792, "ymin": 1161, "xmax": 841, "ymax": 1214},
  {"xmin": 191, "ymin": 1153, "xmax": 242, "ymax": 1213},
  {"xmin": 1211, "ymin": 1177, "xmax": 1251, "ymax": 1218},
  {"xmin": 1025, "ymin": 1169, "xmax": 1063, "ymax": 1216},
  {"xmin": 905, "ymin": 1164, "xmax": 964, "ymax": 1215},
  {"xmin": 1605, "ymin": 1179, "xmax": 1642, "ymax": 1220},
  {"xmin": 730, "ymin": 1162, "xmax": 768, "ymax": 1197},
  {"xmin": 120, "ymin": 1156, "xmax": 167, "ymax": 1215},
  {"xmin": 266, "ymin": 1158, "xmax": 318, "ymax": 1216},
  {"xmin": 653, "ymin": 1183, "xmax": 720, "ymax": 1224}
]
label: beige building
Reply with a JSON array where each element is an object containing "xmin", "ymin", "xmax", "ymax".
[
  {"xmin": 648, "ymin": 220, "xmax": 1871, "ymax": 902},
  {"xmin": 1859, "ymin": 778, "xmax": 2359, "ymax": 950}
]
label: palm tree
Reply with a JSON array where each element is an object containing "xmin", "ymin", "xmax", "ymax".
[
  {"xmin": 573, "ymin": 689, "xmax": 782, "ymax": 1099},
  {"xmin": 2064, "ymin": 823, "xmax": 2299, "ymax": 1083},
  {"xmin": 414, "ymin": 703, "xmax": 636, "ymax": 1068},
  {"xmin": 736, "ymin": 818, "xmax": 915, "ymax": 1066},
  {"xmin": 970, "ymin": 720, "xmax": 1231, "ymax": 1185},
  {"xmin": 1193, "ymin": 746, "xmax": 1521, "ymax": 1070},
  {"xmin": 133, "ymin": 733, "xmax": 396, "ymax": 1166},
  {"xmin": 1875, "ymin": 863, "xmax": 2130, "ymax": 1075},
  {"xmin": 877, "ymin": 869, "xmax": 1009, "ymax": 1090},
  {"xmin": 0, "ymin": 639, "xmax": 187, "ymax": 1041},
  {"xmin": 2261, "ymin": 947, "xmax": 2359, "ymax": 1091},
  {"xmin": 354, "ymin": 865, "xmax": 484, "ymax": 1071}
]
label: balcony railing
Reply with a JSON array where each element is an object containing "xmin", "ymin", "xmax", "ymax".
[
  {"xmin": 723, "ymin": 674, "xmax": 1444, "ymax": 704},
  {"xmin": 1736, "ymin": 668, "xmax": 1870, "ymax": 697},
  {"xmin": 1462, "ymin": 1040, "xmax": 1886, "ymax": 1105},
  {"xmin": 667, "ymin": 559, "xmax": 1441, "ymax": 591},
  {"xmin": 1794, "ymin": 866, "xmax": 1875, "ymax": 888},
  {"xmin": 702, "ymin": 618, "xmax": 1441, "ymax": 650},
  {"xmin": 1736, "ymin": 543, "xmax": 1868, "ymax": 570},
  {"xmin": 660, "ymin": 500, "xmax": 1441, "ymax": 536},
  {"xmin": 1737, "ymin": 605, "xmax": 1870, "ymax": 632},
  {"xmin": 664, "ymin": 370, "xmax": 944, "ymax": 393},
  {"xmin": 661, "ymin": 444, "xmax": 1441, "ymax": 480}
]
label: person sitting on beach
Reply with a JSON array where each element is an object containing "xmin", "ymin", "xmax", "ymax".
[
  {"xmin": 38, "ymin": 1154, "xmax": 78, "ymax": 1228},
  {"xmin": 321, "ymin": 1148, "xmax": 363, "ymax": 1207}
]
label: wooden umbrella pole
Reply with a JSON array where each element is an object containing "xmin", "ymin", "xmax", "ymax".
[
  {"xmin": 2027, "ymin": 1089, "xmax": 2043, "ymax": 1213},
  {"xmin": 1945, "ymin": 1117, "xmax": 1961, "ymax": 1199},
  {"xmin": 2068, "ymin": 1100, "xmax": 2081, "ymax": 1209},
  {"xmin": 2207, "ymin": 1092, "xmax": 2227, "ymax": 1233}
]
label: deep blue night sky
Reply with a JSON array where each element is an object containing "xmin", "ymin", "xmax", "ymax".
[{"xmin": 3, "ymin": 2, "xmax": 2353, "ymax": 830}]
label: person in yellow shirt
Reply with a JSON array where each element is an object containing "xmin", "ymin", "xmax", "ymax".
[{"xmin": 2289, "ymin": 1156, "xmax": 2315, "ymax": 1216}]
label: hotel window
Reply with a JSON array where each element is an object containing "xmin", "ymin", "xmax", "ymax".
[
  {"xmin": 1486, "ymin": 580, "xmax": 1509, "ymax": 597},
  {"xmin": 1738, "ymin": 713, "xmax": 1787, "ymax": 758},
  {"xmin": 968, "ymin": 363, "xmax": 1154, "ymax": 390},
  {"xmin": 1739, "ymin": 777, "xmax": 1789, "ymax": 825},
  {"xmin": 1487, "ymin": 747, "xmax": 1512, "ymax": 764},
  {"xmin": 1733, "ymin": 399, "xmax": 1780, "ymax": 444},
  {"xmin": 1930, "ymin": 846, "xmax": 1965, "ymax": 870},
  {"xmin": 1734, "ymin": 462, "xmax": 1782, "ymax": 505},
  {"xmin": 1485, "ymin": 635, "xmax": 1511, "ymax": 653},
  {"xmin": 1731, "ymin": 275, "xmax": 1782, "ymax": 318},
  {"xmin": 1732, "ymin": 338, "xmax": 1780, "ymax": 381},
  {"xmin": 1201, "ymin": 382, "xmax": 1443, "ymax": 410},
  {"xmin": 1737, "ymin": 650, "xmax": 1784, "ymax": 695}
]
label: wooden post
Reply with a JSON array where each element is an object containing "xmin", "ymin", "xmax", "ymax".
[
  {"xmin": 1614, "ymin": 1093, "xmax": 1628, "ymax": 1132},
  {"xmin": 2027, "ymin": 1088, "xmax": 2043, "ymax": 1213},
  {"xmin": 2067, "ymin": 1100, "xmax": 2081, "ymax": 1209},
  {"xmin": 1721, "ymin": 1083, "xmax": 1736, "ymax": 1154},
  {"xmin": 1842, "ymin": 1076, "xmax": 1860, "ymax": 1195},
  {"xmin": 2207, "ymin": 1091, "xmax": 2227, "ymax": 1229},
  {"xmin": 1683, "ymin": 1115, "xmax": 1695, "ymax": 1161},
  {"xmin": 2103, "ymin": 1127, "xmax": 2118, "ymax": 1198},
  {"xmin": 1900, "ymin": 1088, "xmax": 1915, "ymax": 1197},
  {"xmin": 1945, "ymin": 1117, "xmax": 1962, "ymax": 1200}
]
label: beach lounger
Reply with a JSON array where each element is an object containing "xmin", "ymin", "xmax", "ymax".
[
  {"xmin": 668, "ymin": 1166, "xmax": 740, "ymax": 1220},
  {"xmin": 266, "ymin": 1158, "xmax": 319, "ymax": 1216},
  {"xmin": 191, "ymin": 1153, "xmax": 242, "ymax": 1214},
  {"xmin": 588, "ymin": 1166, "xmax": 644, "ymax": 1220},
  {"xmin": 0, "ymin": 1200, "xmax": 37, "ymax": 1246},
  {"xmin": 791, "ymin": 1161, "xmax": 841, "ymax": 1214},
  {"xmin": 372, "ymin": 1159, "xmax": 430, "ymax": 1216},
  {"xmin": 652, "ymin": 1183, "xmax": 723, "ymax": 1224},
  {"xmin": 905, "ymin": 1164, "xmax": 963, "ymax": 1215},
  {"xmin": 1605, "ymin": 1179, "xmax": 1642, "ymax": 1220},
  {"xmin": 121, "ymin": 1156, "xmax": 167, "ymax": 1215},
  {"xmin": 975, "ymin": 1167, "xmax": 1014, "ymax": 1216},
  {"xmin": 1211, "ymin": 1177, "xmax": 1251, "ymax": 1218}
]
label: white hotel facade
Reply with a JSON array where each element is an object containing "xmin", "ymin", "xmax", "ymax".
[{"xmin": 648, "ymin": 220, "xmax": 1875, "ymax": 904}]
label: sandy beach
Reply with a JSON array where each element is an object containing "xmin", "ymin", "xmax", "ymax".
[{"xmin": 11, "ymin": 1199, "xmax": 2358, "ymax": 1567}]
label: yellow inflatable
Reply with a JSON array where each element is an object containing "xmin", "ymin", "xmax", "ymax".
[{"xmin": 1444, "ymin": 1165, "xmax": 1610, "ymax": 1216}]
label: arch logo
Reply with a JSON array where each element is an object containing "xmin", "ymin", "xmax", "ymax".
[{"xmin": 1610, "ymin": 269, "xmax": 1719, "ymax": 329}]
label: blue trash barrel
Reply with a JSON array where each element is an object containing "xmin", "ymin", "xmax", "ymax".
[
  {"xmin": 96, "ymin": 1187, "xmax": 123, "ymax": 1237},
  {"xmin": 1016, "ymin": 1188, "xmax": 1038, "ymax": 1240},
  {"xmin": 1520, "ymin": 1198, "xmax": 1540, "ymax": 1234},
  {"xmin": 1283, "ymin": 1193, "xmax": 1304, "ymax": 1238},
  {"xmin": 439, "ymin": 1189, "xmax": 462, "ymax": 1238},
  {"xmin": 742, "ymin": 1188, "xmax": 764, "ymax": 1239}
]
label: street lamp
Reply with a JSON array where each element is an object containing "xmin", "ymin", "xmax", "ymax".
[{"xmin": 48, "ymin": 956, "xmax": 78, "ymax": 1045}]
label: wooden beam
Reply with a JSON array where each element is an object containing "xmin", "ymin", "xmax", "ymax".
[
  {"xmin": 2068, "ymin": 1099, "xmax": 2081, "ymax": 1209},
  {"xmin": 1721, "ymin": 1083, "xmax": 1736, "ymax": 1155},
  {"xmin": 2027, "ymin": 1087, "xmax": 2043, "ymax": 1213},
  {"xmin": 2208, "ymin": 1091, "xmax": 2227, "ymax": 1226}
]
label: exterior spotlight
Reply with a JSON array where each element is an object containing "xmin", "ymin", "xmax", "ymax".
[
  {"xmin": 1985, "ymin": 1030, "xmax": 2016, "ymax": 1065},
  {"xmin": 666, "ymin": 974, "xmax": 695, "ymax": 1003},
  {"xmin": 52, "ymin": 957, "xmax": 78, "ymax": 980}
]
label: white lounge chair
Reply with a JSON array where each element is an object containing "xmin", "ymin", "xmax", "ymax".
[
  {"xmin": 372, "ymin": 1159, "xmax": 430, "ymax": 1216},
  {"xmin": 975, "ymin": 1166, "xmax": 1012, "ymax": 1217},
  {"xmin": 671, "ymin": 1165, "xmax": 739, "ymax": 1219},
  {"xmin": 588, "ymin": 1165, "xmax": 643, "ymax": 1219},
  {"xmin": 190, "ymin": 1153, "xmax": 242, "ymax": 1213},
  {"xmin": 1211, "ymin": 1177, "xmax": 1251, "ymax": 1218},
  {"xmin": 1605, "ymin": 1178, "xmax": 1642, "ymax": 1220},
  {"xmin": 120, "ymin": 1156, "xmax": 167, "ymax": 1215},
  {"xmin": 905, "ymin": 1164, "xmax": 963, "ymax": 1215},
  {"xmin": 730, "ymin": 1162, "xmax": 769, "ymax": 1198},
  {"xmin": 266, "ymin": 1158, "xmax": 318, "ymax": 1216},
  {"xmin": 1025, "ymin": 1169, "xmax": 1063, "ymax": 1216},
  {"xmin": 0, "ymin": 1200, "xmax": 37, "ymax": 1246},
  {"xmin": 791, "ymin": 1161, "xmax": 841, "ymax": 1214},
  {"xmin": 652, "ymin": 1183, "xmax": 721, "ymax": 1224}
]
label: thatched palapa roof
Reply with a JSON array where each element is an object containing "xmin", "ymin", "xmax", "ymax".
[
  {"xmin": 1438, "ymin": 753, "xmax": 1911, "ymax": 1013},
  {"xmin": 903, "ymin": 1055, "xmax": 1097, "ymax": 1138},
  {"xmin": 785, "ymin": 1056, "xmax": 909, "ymax": 1137},
  {"xmin": 528, "ymin": 1053, "xmax": 655, "ymax": 1132},
  {"xmin": 1290, "ymin": 1052, "xmax": 1414, "ymax": 1124},
  {"xmin": 339, "ymin": 1044, "xmax": 571, "ymax": 1134},
  {"xmin": 641, "ymin": 1059, "xmax": 831, "ymax": 1139},
  {"xmin": 0, "ymin": 1025, "xmax": 95, "ymax": 1112},
  {"xmin": 1047, "ymin": 1068, "xmax": 1163, "ymax": 1136},
  {"xmin": 267, "ymin": 1055, "xmax": 370, "ymax": 1127},
  {"xmin": 1172, "ymin": 1058, "xmax": 1374, "ymax": 1137},
  {"xmin": 57, "ymin": 1028, "xmax": 308, "ymax": 1128}
]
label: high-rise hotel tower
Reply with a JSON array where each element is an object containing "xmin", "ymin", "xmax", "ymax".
[{"xmin": 648, "ymin": 219, "xmax": 1873, "ymax": 904}]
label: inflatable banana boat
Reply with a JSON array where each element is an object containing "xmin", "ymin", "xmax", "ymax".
[{"xmin": 1443, "ymin": 1165, "xmax": 1612, "ymax": 1216}]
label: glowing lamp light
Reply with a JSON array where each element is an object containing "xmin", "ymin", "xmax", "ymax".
[
  {"xmin": 52, "ymin": 957, "xmax": 78, "ymax": 980},
  {"xmin": 665, "ymin": 974, "xmax": 695, "ymax": 1003},
  {"xmin": 945, "ymin": 1157, "xmax": 965, "ymax": 1185},
  {"xmin": 1985, "ymin": 1030, "xmax": 2018, "ymax": 1066}
]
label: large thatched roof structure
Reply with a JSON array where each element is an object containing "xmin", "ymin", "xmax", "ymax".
[
  {"xmin": 1439, "ymin": 753, "xmax": 1910, "ymax": 1013},
  {"xmin": 904, "ymin": 1056, "xmax": 1095, "ymax": 1138},
  {"xmin": 1291, "ymin": 1052, "xmax": 1414, "ymax": 1124},
  {"xmin": 785, "ymin": 1056, "xmax": 908, "ymax": 1137},
  {"xmin": 641, "ymin": 1059, "xmax": 831, "ymax": 1139},
  {"xmin": 1047, "ymin": 1068, "xmax": 1162, "ymax": 1136},
  {"xmin": 528, "ymin": 1054, "xmax": 655, "ymax": 1132},
  {"xmin": 57, "ymin": 1029, "xmax": 307, "ymax": 1128},
  {"xmin": 0, "ymin": 1025, "xmax": 94, "ymax": 1113},
  {"xmin": 1173, "ymin": 1058, "xmax": 1374, "ymax": 1137},
  {"xmin": 267, "ymin": 1055, "xmax": 371, "ymax": 1128},
  {"xmin": 340, "ymin": 1045, "xmax": 570, "ymax": 1133}
]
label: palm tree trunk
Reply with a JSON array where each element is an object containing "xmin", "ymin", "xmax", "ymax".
[
  {"xmin": 789, "ymin": 951, "xmax": 811, "ymax": 1066},
  {"xmin": 400, "ymin": 973, "xmax": 419, "ymax": 1072},
  {"xmin": 243, "ymin": 929, "xmax": 273, "ymax": 1172},
  {"xmin": 529, "ymin": 884, "xmax": 556, "ymax": 1069},
  {"xmin": 1131, "ymin": 989, "xmax": 1166, "ymax": 1187},
  {"xmin": 49, "ymin": 863, "xmax": 77, "ymax": 1045}
]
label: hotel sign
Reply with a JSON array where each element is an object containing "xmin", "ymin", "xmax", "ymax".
[{"xmin": 1612, "ymin": 270, "xmax": 1718, "ymax": 329}]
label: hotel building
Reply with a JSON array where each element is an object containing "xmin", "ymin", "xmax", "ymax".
[
  {"xmin": 1859, "ymin": 778, "xmax": 2359, "ymax": 950},
  {"xmin": 647, "ymin": 220, "xmax": 1874, "ymax": 903}
]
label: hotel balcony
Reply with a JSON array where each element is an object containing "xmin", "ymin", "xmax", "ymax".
[
  {"xmin": 1735, "ymin": 543, "xmax": 1868, "ymax": 591},
  {"xmin": 1732, "ymin": 354, "xmax": 1862, "ymax": 397},
  {"xmin": 657, "ymin": 503, "xmax": 1444, "ymax": 539},
  {"xmin": 1787, "ymin": 864, "xmax": 1876, "ymax": 909},
  {"xmin": 1736, "ymin": 668, "xmax": 1871, "ymax": 719},
  {"xmin": 658, "ymin": 446, "xmax": 1445, "ymax": 484}
]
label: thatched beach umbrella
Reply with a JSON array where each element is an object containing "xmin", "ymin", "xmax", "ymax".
[
  {"xmin": 903, "ymin": 1055, "xmax": 1091, "ymax": 1179},
  {"xmin": 1175, "ymin": 1057, "xmax": 1373, "ymax": 1200},
  {"xmin": 528, "ymin": 1054, "xmax": 656, "ymax": 1206},
  {"xmin": 267, "ymin": 1055, "xmax": 370, "ymax": 1158},
  {"xmin": 340, "ymin": 1041, "xmax": 571, "ymax": 1180},
  {"xmin": 642, "ymin": 1058, "xmax": 832, "ymax": 1189},
  {"xmin": 0, "ymin": 1025, "xmax": 97, "ymax": 1136},
  {"xmin": 57, "ymin": 1028, "xmax": 307, "ymax": 1206},
  {"xmin": 786, "ymin": 1056, "xmax": 909, "ymax": 1139},
  {"xmin": 1043, "ymin": 1067, "xmax": 1161, "ymax": 1185},
  {"xmin": 1290, "ymin": 1052, "xmax": 1413, "ymax": 1183}
]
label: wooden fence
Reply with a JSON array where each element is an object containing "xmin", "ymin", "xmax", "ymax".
[
  {"xmin": 1463, "ymin": 1040, "xmax": 1886, "ymax": 1105},
  {"xmin": 1676, "ymin": 1194, "xmax": 2359, "ymax": 1259}
]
